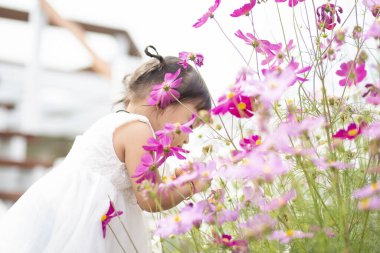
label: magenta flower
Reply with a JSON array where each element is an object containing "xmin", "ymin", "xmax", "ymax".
[
  {"xmin": 333, "ymin": 122, "xmax": 365, "ymax": 140},
  {"xmin": 143, "ymin": 134, "xmax": 189, "ymax": 162},
  {"xmin": 230, "ymin": 0, "xmax": 256, "ymax": 17},
  {"xmin": 352, "ymin": 182, "xmax": 380, "ymax": 199},
  {"xmin": 156, "ymin": 115, "xmax": 196, "ymax": 136},
  {"xmin": 316, "ymin": 3, "xmax": 343, "ymax": 31},
  {"xmin": 336, "ymin": 60, "xmax": 367, "ymax": 87},
  {"xmin": 268, "ymin": 229, "xmax": 313, "ymax": 244},
  {"xmin": 213, "ymin": 233, "xmax": 248, "ymax": 250},
  {"xmin": 178, "ymin": 52, "xmax": 204, "ymax": 69},
  {"xmin": 261, "ymin": 40, "xmax": 295, "ymax": 66},
  {"xmin": 275, "ymin": 0, "xmax": 305, "ymax": 7},
  {"xmin": 131, "ymin": 153, "xmax": 159, "ymax": 184},
  {"xmin": 239, "ymin": 134, "xmax": 261, "ymax": 152},
  {"xmin": 239, "ymin": 214, "xmax": 277, "ymax": 238},
  {"xmin": 363, "ymin": 81, "xmax": 380, "ymax": 105},
  {"xmin": 211, "ymin": 86, "xmax": 254, "ymax": 118},
  {"xmin": 101, "ymin": 201, "xmax": 123, "ymax": 238},
  {"xmin": 193, "ymin": 0, "xmax": 221, "ymax": 28},
  {"xmin": 235, "ymin": 30, "xmax": 281, "ymax": 56},
  {"xmin": 260, "ymin": 189, "xmax": 297, "ymax": 212},
  {"xmin": 147, "ymin": 68, "xmax": 182, "ymax": 108},
  {"xmin": 357, "ymin": 196, "xmax": 380, "ymax": 210}
]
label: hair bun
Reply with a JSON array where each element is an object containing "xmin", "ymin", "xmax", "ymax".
[{"xmin": 144, "ymin": 45, "xmax": 164, "ymax": 64}]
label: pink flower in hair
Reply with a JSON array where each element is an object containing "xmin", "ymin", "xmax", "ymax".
[
  {"xmin": 230, "ymin": 0, "xmax": 256, "ymax": 17},
  {"xmin": 178, "ymin": 52, "xmax": 204, "ymax": 69},
  {"xmin": 148, "ymin": 68, "xmax": 182, "ymax": 108},
  {"xmin": 336, "ymin": 60, "xmax": 367, "ymax": 87},
  {"xmin": 193, "ymin": 0, "xmax": 221, "ymax": 28}
]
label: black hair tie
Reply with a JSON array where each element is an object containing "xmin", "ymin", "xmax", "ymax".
[{"xmin": 144, "ymin": 45, "xmax": 164, "ymax": 64}]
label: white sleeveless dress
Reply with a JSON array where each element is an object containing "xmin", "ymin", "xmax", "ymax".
[{"xmin": 0, "ymin": 111, "xmax": 153, "ymax": 253}]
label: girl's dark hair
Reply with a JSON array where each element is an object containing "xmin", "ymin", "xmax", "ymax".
[{"xmin": 119, "ymin": 46, "xmax": 211, "ymax": 111}]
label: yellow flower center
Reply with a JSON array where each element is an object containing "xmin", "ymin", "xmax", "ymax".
[
  {"xmin": 286, "ymin": 230, "xmax": 295, "ymax": 237},
  {"xmin": 269, "ymin": 82, "xmax": 278, "ymax": 89},
  {"xmin": 174, "ymin": 214, "xmax": 181, "ymax": 223},
  {"xmin": 255, "ymin": 139, "xmax": 262, "ymax": 145},
  {"xmin": 348, "ymin": 128, "xmax": 358, "ymax": 136},
  {"xmin": 371, "ymin": 182, "xmax": 378, "ymax": 190},
  {"xmin": 101, "ymin": 214, "xmax": 107, "ymax": 222},
  {"xmin": 238, "ymin": 102, "xmax": 247, "ymax": 110},
  {"xmin": 227, "ymin": 92, "xmax": 235, "ymax": 99},
  {"xmin": 202, "ymin": 171, "xmax": 210, "ymax": 177},
  {"xmin": 209, "ymin": 197, "xmax": 215, "ymax": 204},
  {"xmin": 162, "ymin": 176, "xmax": 168, "ymax": 183},
  {"xmin": 222, "ymin": 237, "xmax": 231, "ymax": 244},
  {"xmin": 359, "ymin": 198, "xmax": 370, "ymax": 209},
  {"xmin": 216, "ymin": 203, "xmax": 223, "ymax": 212}
]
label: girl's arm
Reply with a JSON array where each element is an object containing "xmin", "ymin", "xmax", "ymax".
[{"xmin": 115, "ymin": 120, "xmax": 200, "ymax": 212}]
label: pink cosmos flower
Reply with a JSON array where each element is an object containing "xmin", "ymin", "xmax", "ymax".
[
  {"xmin": 268, "ymin": 229, "xmax": 313, "ymax": 244},
  {"xmin": 275, "ymin": 0, "xmax": 305, "ymax": 7},
  {"xmin": 193, "ymin": 0, "xmax": 221, "ymax": 28},
  {"xmin": 260, "ymin": 189, "xmax": 297, "ymax": 212},
  {"xmin": 362, "ymin": 0, "xmax": 380, "ymax": 17},
  {"xmin": 357, "ymin": 196, "xmax": 380, "ymax": 210},
  {"xmin": 316, "ymin": 3, "xmax": 343, "ymax": 31},
  {"xmin": 213, "ymin": 233, "xmax": 248, "ymax": 251},
  {"xmin": 211, "ymin": 86, "xmax": 254, "ymax": 118},
  {"xmin": 312, "ymin": 157, "xmax": 353, "ymax": 171},
  {"xmin": 239, "ymin": 214, "xmax": 277, "ymax": 238},
  {"xmin": 155, "ymin": 201, "xmax": 206, "ymax": 238},
  {"xmin": 131, "ymin": 153, "xmax": 160, "ymax": 184},
  {"xmin": 178, "ymin": 52, "xmax": 204, "ymax": 69},
  {"xmin": 363, "ymin": 81, "xmax": 380, "ymax": 105},
  {"xmin": 101, "ymin": 201, "xmax": 123, "ymax": 238},
  {"xmin": 365, "ymin": 18, "xmax": 380, "ymax": 40},
  {"xmin": 362, "ymin": 121, "xmax": 380, "ymax": 139},
  {"xmin": 147, "ymin": 68, "xmax": 182, "ymax": 108},
  {"xmin": 235, "ymin": 30, "xmax": 281, "ymax": 57},
  {"xmin": 261, "ymin": 40, "xmax": 295, "ymax": 66},
  {"xmin": 143, "ymin": 134, "xmax": 189, "ymax": 162},
  {"xmin": 336, "ymin": 60, "xmax": 367, "ymax": 87},
  {"xmin": 155, "ymin": 115, "xmax": 196, "ymax": 136},
  {"xmin": 239, "ymin": 134, "xmax": 261, "ymax": 152},
  {"xmin": 230, "ymin": 0, "xmax": 256, "ymax": 17},
  {"xmin": 352, "ymin": 182, "xmax": 380, "ymax": 199},
  {"xmin": 320, "ymin": 38, "xmax": 343, "ymax": 61},
  {"xmin": 333, "ymin": 122, "xmax": 365, "ymax": 140}
]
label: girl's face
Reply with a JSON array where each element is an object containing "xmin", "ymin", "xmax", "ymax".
[{"xmin": 159, "ymin": 102, "xmax": 200, "ymax": 147}]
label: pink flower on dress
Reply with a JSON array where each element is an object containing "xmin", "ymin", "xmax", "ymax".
[
  {"xmin": 131, "ymin": 153, "xmax": 160, "ymax": 184},
  {"xmin": 336, "ymin": 61, "xmax": 367, "ymax": 87},
  {"xmin": 101, "ymin": 201, "xmax": 123, "ymax": 238},
  {"xmin": 193, "ymin": 0, "xmax": 221, "ymax": 28},
  {"xmin": 333, "ymin": 122, "xmax": 365, "ymax": 140},
  {"xmin": 211, "ymin": 86, "xmax": 254, "ymax": 118},
  {"xmin": 275, "ymin": 0, "xmax": 305, "ymax": 7},
  {"xmin": 178, "ymin": 52, "xmax": 204, "ymax": 69},
  {"xmin": 230, "ymin": 0, "xmax": 256, "ymax": 17},
  {"xmin": 268, "ymin": 229, "xmax": 313, "ymax": 244},
  {"xmin": 147, "ymin": 68, "xmax": 182, "ymax": 108},
  {"xmin": 316, "ymin": 3, "xmax": 343, "ymax": 31}
]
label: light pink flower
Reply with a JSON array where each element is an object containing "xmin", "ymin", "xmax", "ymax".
[
  {"xmin": 312, "ymin": 158, "xmax": 353, "ymax": 171},
  {"xmin": 230, "ymin": 0, "xmax": 256, "ymax": 17},
  {"xmin": 353, "ymin": 182, "xmax": 380, "ymax": 199},
  {"xmin": 268, "ymin": 229, "xmax": 313, "ymax": 244},
  {"xmin": 363, "ymin": 81, "xmax": 380, "ymax": 105},
  {"xmin": 357, "ymin": 196, "xmax": 380, "ymax": 210},
  {"xmin": 193, "ymin": 0, "xmax": 221, "ymax": 28},
  {"xmin": 336, "ymin": 60, "xmax": 367, "ymax": 87},
  {"xmin": 155, "ymin": 114, "xmax": 196, "ymax": 136},
  {"xmin": 148, "ymin": 68, "xmax": 182, "ymax": 108},
  {"xmin": 260, "ymin": 189, "xmax": 297, "ymax": 212},
  {"xmin": 362, "ymin": 0, "xmax": 380, "ymax": 17},
  {"xmin": 239, "ymin": 214, "xmax": 277, "ymax": 238},
  {"xmin": 235, "ymin": 30, "xmax": 281, "ymax": 57},
  {"xmin": 362, "ymin": 121, "xmax": 380, "ymax": 139},
  {"xmin": 365, "ymin": 18, "xmax": 380, "ymax": 40},
  {"xmin": 261, "ymin": 40, "xmax": 295, "ymax": 67}
]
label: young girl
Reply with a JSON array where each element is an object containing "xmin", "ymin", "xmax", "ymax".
[{"xmin": 0, "ymin": 46, "xmax": 212, "ymax": 253}]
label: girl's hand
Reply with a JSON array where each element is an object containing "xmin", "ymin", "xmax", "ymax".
[{"xmin": 191, "ymin": 177, "xmax": 212, "ymax": 193}]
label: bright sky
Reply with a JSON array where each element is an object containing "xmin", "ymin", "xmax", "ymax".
[{"xmin": 0, "ymin": 0, "xmax": 367, "ymax": 97}]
